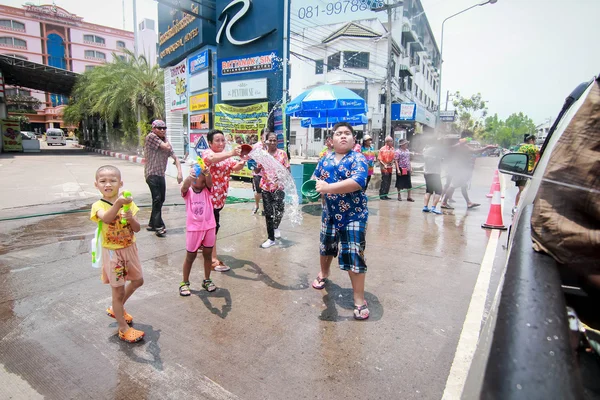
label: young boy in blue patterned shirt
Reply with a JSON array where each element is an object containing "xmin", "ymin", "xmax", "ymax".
[{"xmin": 312, "ymin": 122, "xmax": 370, "ymax": 320}]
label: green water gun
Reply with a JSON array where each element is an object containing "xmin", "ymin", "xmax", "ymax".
[{"xmin": 120, "ymin": 190, "xmax": 132, "ymax": 225}]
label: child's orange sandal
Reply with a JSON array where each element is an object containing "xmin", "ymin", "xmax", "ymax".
[
  {"xmin": 119, "ymin": 327, "xmax": 145, "ymax": 343},
  {"xmin": 106, "ymin": 307, "xmax": 133, "ymax": 324}
]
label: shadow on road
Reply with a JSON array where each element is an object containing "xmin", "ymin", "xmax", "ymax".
[
  {"xmin": 318, "ymin": 281, "xmax": 382, "ymax": 322},
  {"xmin": 108, "ymin": 323, "xmax": 163, "ymax": 371},
  {"xmin": 190, "ymin": 287, "xmax": 232, "ymax": 319},
  {"xmin": 219, "ymin": 255, "xmax": 309, "ymax": 291}
]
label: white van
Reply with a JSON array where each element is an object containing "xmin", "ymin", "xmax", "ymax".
[{"xmin": 46, "ymin": 128, "xmax": 66, "ymax": 146}]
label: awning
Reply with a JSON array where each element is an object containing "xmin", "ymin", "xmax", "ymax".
[
  {"xmin": 398, "ymin": 64, "xmax": 412, "ymax": 78},
  {"xmin": 402, "ymin": 24, "xmax": 417, "ymax": 43},
  {"xmin": 0, "ymin": 55, "xmax": 78, "ymax": 96}
]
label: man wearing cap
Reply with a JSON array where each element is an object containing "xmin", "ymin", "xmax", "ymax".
[{"xmin": 144, "ymin": 120, "xmax": 183, "ymax": 237}]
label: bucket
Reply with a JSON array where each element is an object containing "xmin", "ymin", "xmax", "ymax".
[
  {"xmin": 240, "ymin": 144, "xmax": 253, "ymax": 157},
  {"xmin": 301, "ymin": 180, "xmax": 320, "ymax": 202}
]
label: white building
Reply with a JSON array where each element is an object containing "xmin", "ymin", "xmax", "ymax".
[
  {"xmin": 289, "ymin": 0, "xmax": 440, "ymax": 157},
  {"xmin": 137, "ymin": 18, "xmax": 157, "ymax": 66}
]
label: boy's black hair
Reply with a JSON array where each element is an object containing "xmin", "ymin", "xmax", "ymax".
[
  {"xmin": 207, "ymin": 129, "xmax": 224, "ymax": 143},
  {"xmin": 332, "ymin": 122, "xmax": 354, "ymax": 134},
  {"xmin": 95, "ymin": 165, "xmax": 121, "ymax": 179}
]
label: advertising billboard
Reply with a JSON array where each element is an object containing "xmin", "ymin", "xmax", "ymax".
[{"xmin": 157, "ymin": 1, "xmax": 215, "ymax": 68}]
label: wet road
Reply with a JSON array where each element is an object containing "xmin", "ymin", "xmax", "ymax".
[{"xmin": 0, "ymin": 148, "xmax": 511, "ymax": 399}]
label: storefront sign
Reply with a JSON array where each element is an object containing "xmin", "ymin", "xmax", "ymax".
[
  {"xmin": 1, "ymin": 120, "xmax": 22, "ymax": 152},
  {"xmin": 188, "ymin": 49, "xmax": 209, "ymax": 74},
  {"xmin": 189, "ymin": 70, "xmax": 209, "ymax": 93},
  {"xmin": 189, "ymin": 92, "xmax": 209, "ymax": 112},
  {"xmin": 416, "ymin": 106, "xmax": 436, "ymax": 128},
  {"xmin": 217, "ymin": 51, "xmax": 279, "ymax": 77},
  {"xmin": 165, "ymin": 60, "xmax": 187, "ymax": 112},
  {"xmin": 221, "ymin": 78, "xmax": 267, "ymax": 101},
  {"xmin": 157, "ymin": 1, "xmax": 215, "ymax": 68},
  {"xmin": 391, "ymin": 103, "xmax": 417, "ymax": 121},
  {"xmin": 439, "ymin": 110, "xmax": 456, "ymax": 122},
  {"xmin": 190, "ymin": 113, "xmax": 210, "ymax": 130}
]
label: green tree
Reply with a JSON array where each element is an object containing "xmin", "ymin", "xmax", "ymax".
[
  {"xmin": 483, "ymin": 112, "xmax": 536, "ymax": 148},
  {"xmin": 452, "ymin": 91, "xmax": 488, "ymax": 137},
  {"xmin": 63, "ymin": 50, "xmax": 164, "ymax": 149}
]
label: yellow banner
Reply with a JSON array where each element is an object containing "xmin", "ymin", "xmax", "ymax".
[
  {"xmin": 189, "ymin": 92, "xmax": 209, "ymax": 112},
  {"xmin": 214, "ymin": 102, "xmax": 268, "ymax": 136},
  {"xmin": 1, "ymin": 120, "xmax": 22, "ymax": 152}
]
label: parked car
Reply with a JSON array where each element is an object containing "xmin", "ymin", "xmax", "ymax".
[
  {"xmin": 20, "ymin": 131, "xmax": 37, "ymax": 140},
  {"xmin": 463, "ymin": 76, "xmax": 600, "ymax": 399},
  {"xmin": 46, "ymin": 128, "xmax": 66, "ymax": 146}
]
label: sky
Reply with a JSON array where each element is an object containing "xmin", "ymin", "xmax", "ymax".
[{"xmin": 5, "ymin": 0, "xmax": 600, "ymax": 125}]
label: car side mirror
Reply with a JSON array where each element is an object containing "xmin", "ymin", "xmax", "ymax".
[{"xmin": 498, "ymin": 153, "xmax": 530, "ymax": 176}]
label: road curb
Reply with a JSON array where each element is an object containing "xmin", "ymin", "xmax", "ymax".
[{"xmin": 75, "ymin": 145, "xmax": 145, "ymax": 164}]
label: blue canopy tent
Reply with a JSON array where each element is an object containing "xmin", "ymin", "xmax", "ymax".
[
  {"xmin": 300, "ymin": 114, "xmax": 368, "ymax": 128},
  {"xmin": 285, "ymin": 84, "xmax": 366, "ymax": 118}
]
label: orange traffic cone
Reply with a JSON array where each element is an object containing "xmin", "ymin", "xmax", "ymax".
[
  {"xmin": 486, "ymin": 170, "xmax": 500, "ymax": 198},
  {"xmin": 482, "ymin": 189, "xmax": 507, "ymax": 230}
]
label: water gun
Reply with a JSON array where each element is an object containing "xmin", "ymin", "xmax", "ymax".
[
  {"xmin": 120, "ymin": 191, "xmax": 132, "ymax": 225},
  {"xmin": 195, "ymin": 156, "xmax": 206, "ymax": 178}
]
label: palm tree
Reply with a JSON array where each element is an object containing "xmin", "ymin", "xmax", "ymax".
[{"xmin": 63, "ymin": 50, "xmax": 164, "ymax": 149}]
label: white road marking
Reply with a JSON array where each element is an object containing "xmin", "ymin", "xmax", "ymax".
[{"xmin": 442, "ymin": 227, "xmax": 501, "ymax": 399}]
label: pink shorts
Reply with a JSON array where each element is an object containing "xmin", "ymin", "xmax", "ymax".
[
  {"xmin": 186, "ymin": 228, "xmax": 216, "ymax": 252},
  {"xmin": 101, "ymin": 244, "xmax": 143, "ymax": 287}
]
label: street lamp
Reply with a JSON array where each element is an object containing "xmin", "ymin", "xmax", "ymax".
[{"xmin": 436, "ymin": 0, "xmax": 498, "ymax": 128}]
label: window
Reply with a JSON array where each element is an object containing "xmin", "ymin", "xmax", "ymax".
[
  {"xmin": 85, "ymin": 65, "xmax": 96, "ymax": 71},
  {"xmin": 390, "ymin": 60, "xmax": 396, "ymax": 77},
  {"xmin": 350, "ymin": 88, "xmax": 366, "ymax": 99},
  {"xmin": 83, "ymin": 34, "xmax": 105, "ymax": 45},
  {"xmin": 3, "ymin": 53, "xmax": 27, "ymax": 60},
  {"xmin": 343, "ymin": 51, "xmax": 369, "ymax": 69},
  {"xmin": 419, "ymin": 89, "xmax": 423, "ymax": 102},
  {"xmin": 315, "ymin": 59, "xmax": 324, "ymax": 75},
  {"xmin": 407, "ymin": 76, "xmax": 413, "ymax": 91},
  {"xmin": 314, "ymin": 128, "xmax": 322, "ymax": 141},
  {"xmin": 427, "ymin": 70, "xmax": 429, "ymax": 80},
  {"xmin": 118, "ymin": 55, "xmax": 126, "ymax": 61},
  {"xmin": 5, "ymin": 88, "xmax": 31, "ymax": 97},
  {"xmin": 0, "ymin": 37, "xmax": 26, "ymax": 48},
  {"xmin": 290, "ymin": 131, "xmax": 297, "ymax": 145},
  {"xmin": 116, "ymin": 40, "xmax": 126, "ymax": 48},
  {"xmin": 414, "ymin": 83, "xmax": 419, "ymax": 96},
  {"xmin": 422, "ymin": 63, "xmax": 425, "ymax": 74},
  {"xmin": 85, "ymin": 50, "xmax": 106, "ymax": 59},
  {"xmin": 327, "ymin": 52, "xmax": 340, "ymax": 71},
  {"xmin": 0, "ymin": 20, "xmax": 25, "ymax": 31}
]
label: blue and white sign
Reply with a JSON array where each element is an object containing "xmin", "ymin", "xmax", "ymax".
[
  {"xmin": 391, "ymin": 103, "xmax": 417, "ymax": 121},
  {"xmin": 217, "ymin": 51, "xmax": 279, "ymax": 77},
  {"xmin": 195, "ymin": 135, "xmax": 209, "ymax": 151},
  {"xmin": 188, "ymin": 49, "xmax": 210, "ymax": 74}
]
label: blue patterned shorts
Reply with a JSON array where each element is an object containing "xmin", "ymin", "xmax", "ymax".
[{"xmin": 320, "ymin": 220, "xmax": 367, "ymax": 273}]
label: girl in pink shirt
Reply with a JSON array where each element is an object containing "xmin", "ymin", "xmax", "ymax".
[{"xmin": 179, "ymin": 166, "xmax": 218, "ymax": 296}]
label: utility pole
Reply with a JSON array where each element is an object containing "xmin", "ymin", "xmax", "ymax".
[
  {"xmin": 133, "ymin": 0, "xmax": 142, "ymax": 152},
  {"xmin": 374, "ymin": 1, "xmax": 403, "ymax": 142}
]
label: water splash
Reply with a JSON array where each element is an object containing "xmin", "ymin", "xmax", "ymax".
[{"xmin": 249, "ymin": 147, "xmax": 303, "ymax": 226}]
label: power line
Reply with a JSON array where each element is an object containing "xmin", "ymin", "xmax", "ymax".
[
  {"xmin": 289, "ymin": 25, "xmax": 393, "ymax": 73},
  {"xmin": 289, "ymin": 15, "xmax": 394, "ymax": 68}
]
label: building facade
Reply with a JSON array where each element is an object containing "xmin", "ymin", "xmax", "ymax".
[
  {"xmin": 288, "ymin": 0, "xmax": 440, "ymax": 156},
  {"xmin": 0, "ymin": 4, "xmax": 135, "ymax": 132}
]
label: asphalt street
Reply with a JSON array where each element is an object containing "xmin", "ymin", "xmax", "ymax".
[{"xmin": 0, "ymin": 143, "xmax": 512, "ymax": 400}]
